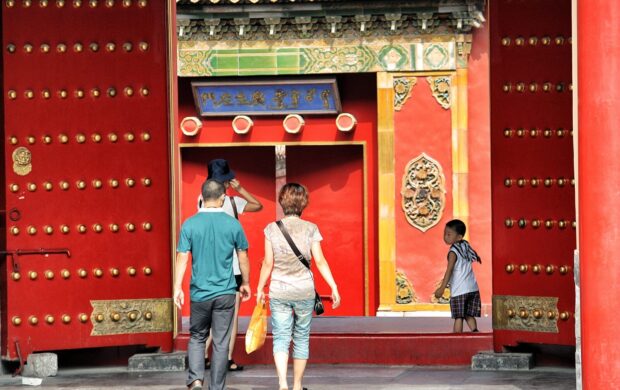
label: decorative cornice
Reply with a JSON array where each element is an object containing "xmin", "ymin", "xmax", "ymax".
[
  {"xmin": 176, "ymin": 0, "xmax": 485, "ymax": 76},
  {"xmin": 177, "ymin": 0, "xmax": 487, "ymax": 41}
]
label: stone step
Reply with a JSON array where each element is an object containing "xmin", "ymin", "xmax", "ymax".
[
  {"xmin": 22, "ymin": 353, "xmax": 58, "ymax": 378},
  {"xmin": 128, "ymin": 352, "xmax": 187, "ymax": 372},
  {"xmin": 471, "ymin": 351, "xmax": 534, "ymax": 371}
]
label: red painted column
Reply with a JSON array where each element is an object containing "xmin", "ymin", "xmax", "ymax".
[{"xmin": 578, "ymin": 1, "xmax": 620, "ymax": 388}]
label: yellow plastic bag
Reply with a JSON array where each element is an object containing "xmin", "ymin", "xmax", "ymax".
[{"xmin": 245, "ymin": 302, "xmax": 267, "ymax": 354}]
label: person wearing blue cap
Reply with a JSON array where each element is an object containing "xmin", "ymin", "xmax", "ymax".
[{"xmin": 198, "ymin": 159, "xmax": 263, "ymax": 372}]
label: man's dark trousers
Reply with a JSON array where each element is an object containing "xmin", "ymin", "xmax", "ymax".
[{"xmin": 187, "ymin": 294, "xmax": 236, "ymax": 390}]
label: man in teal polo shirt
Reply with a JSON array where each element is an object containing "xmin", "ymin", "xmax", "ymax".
[{"xmin": 174, "ymin": 179, "xmax": 251, "ymax": 390}]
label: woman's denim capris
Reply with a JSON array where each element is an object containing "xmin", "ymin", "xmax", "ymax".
[{"xmin": 270, "ymin": 297, "xmax": 314, "ymax": 359}]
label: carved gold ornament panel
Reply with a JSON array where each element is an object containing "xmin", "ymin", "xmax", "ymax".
[
  {"xmin": 395, "ymin": 270, "xmax": 418, "ymax": 304},
  {"xmin": 493, "ymin": 295, "xmax": 559, "ymax": 333},
  {"xmin": 427, "ymin": 76, "xmax": 452, "ymax": 109},
  {"xmin": 393, "ymin": 77, "xmax": 417, "ymax": 111},
  {"xmin": 401, "ymin": 153, "xmax": 446, "ymax": 232},
  {"xmin": 90, "ymin": 298, "xmax": 172, "ymax": 336}
]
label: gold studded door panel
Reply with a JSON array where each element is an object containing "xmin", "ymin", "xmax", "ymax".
[
  {"xmin": 1, "ymin": 1, "xmax": 172, "ymax": 359},
  {"xmin": 490, "ymin": 0, "xmax": 575, "ymax": 348}
]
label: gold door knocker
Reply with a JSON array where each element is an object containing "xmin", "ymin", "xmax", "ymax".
[{"xmin": 12, "ymin": 147, "xmax": 32, "ymax": 176}]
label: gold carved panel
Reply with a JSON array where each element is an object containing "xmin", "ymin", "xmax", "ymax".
[
  {"xmin": 393, "ymin": 77, "xmax": 417, "ymax": 111},
  {"xmin": 427, "ymin": 76, "xmax": 452, "ymax": 109},
  {"xmin": 395, "ymin": 270, "xmax": 418, "ymax": 304},
  {"xmin": 493, "ymin": 295, "xmax": 559, "ymax": 333},
  {"xmin": 400, "ymin": 153, "xmax": 446, "ymax": 232},
  {"xmin": 90, "ymin": 298, "xmax": 173, "ymax": 336}
]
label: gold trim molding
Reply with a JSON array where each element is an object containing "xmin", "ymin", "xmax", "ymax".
[
  {"xmin": 90, "ymin": 298, "xmax": 173, "ymax": 336},
  {"xmin": 493, "ymin": 295, "xmax": 559, "ymax": 333},
  {"xmin": 400, "ymin": 152, "xmax": 446, "ymax": 232}
]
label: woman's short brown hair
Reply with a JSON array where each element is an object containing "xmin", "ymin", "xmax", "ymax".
[{"xmin": 278, "ymin": 183, "xmax": 309, "ymax": 216}]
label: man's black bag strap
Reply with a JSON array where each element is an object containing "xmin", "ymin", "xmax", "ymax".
[
  {"xmin": 276, "ymin": 220, "xmax": 311, "ymax": 270},
  {"xmin": 230, "ymin": 196, "xmax": 239, "ymax": 220}
]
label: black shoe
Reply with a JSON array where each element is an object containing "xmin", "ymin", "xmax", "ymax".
[
  {"xmin": 204, "ymin": 358, "xmax": 210, "ymax": 369},
  {"xmin": 228, "ymin": 359, "xmax": 244, "ymax": 371}
]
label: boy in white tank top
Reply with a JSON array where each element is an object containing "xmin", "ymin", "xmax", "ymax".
[{"xmin": 434, "ymin": 219, "xmax": 482, "ymax": 333}]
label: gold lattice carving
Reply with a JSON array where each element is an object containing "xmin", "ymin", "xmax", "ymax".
[
  {"xmin": 401, "ymin": 153, "xmax": 446, "ymax": 232},
  {"xmin": 393, "ymin": 77, "xmax": 417, "ymax": 111},
  {"xmin": 492, "ymin": 295, "xmax": 559, "ymax": 333},
  {"xmin": 427, "ymin": 76, "xmax": 452, "ymax": 109},
  {"xmin": 90, "ymin": 298, "xmax": 172, "ymax": 336},
  {"xmin": 395, "ymin": 270, "xmax": 418, "ymax": 304}
]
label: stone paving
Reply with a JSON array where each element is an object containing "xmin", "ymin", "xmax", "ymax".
[{"xmin": 0, "ymin": 364, "xmax": 576, "ymax": 389}]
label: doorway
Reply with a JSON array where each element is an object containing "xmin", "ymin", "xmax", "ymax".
[{"xmin": 179, "ymin": 143, "xmax": 366, "ymax": 316}]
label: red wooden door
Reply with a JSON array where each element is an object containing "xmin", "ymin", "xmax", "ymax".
[
  {"xmin": 1, "ymin": 1, "xmax": 172, "ymax": 360},
  {"xmin": 287, "ymin": 145, "xmax": 365, "ymax": 316},
  {"xmin": 490, "ymin": 0, "xmax": 575, "ymax": 349}
]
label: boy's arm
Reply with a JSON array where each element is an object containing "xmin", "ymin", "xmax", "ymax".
[
  {"xmin": 230, "ymin": 179, "xmax": 263, "ymax": 212},
  {"xmin": 434, "ymin": 252, "xmax": 457, "ymax": 299}
]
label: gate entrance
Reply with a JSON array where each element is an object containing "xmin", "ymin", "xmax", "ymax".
[{"xmin": 179, "ymin": 144, "xmax": 366, "ymax": 317}]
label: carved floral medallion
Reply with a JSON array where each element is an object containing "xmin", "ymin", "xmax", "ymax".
[{"xmin": 401, "ymin": 153, "xmax": 446, "ymax": 232}]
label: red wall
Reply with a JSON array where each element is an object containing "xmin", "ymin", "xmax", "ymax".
[
  {"xmin": 176, "ymin": 74, "xmax": 378, "ymax": 316},
  {"xmin": 393, "ymin": 78, "xmax": 454, "ymax": 304}
]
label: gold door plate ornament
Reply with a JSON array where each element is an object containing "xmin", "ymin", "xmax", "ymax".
[
  {"xmin": 401, "ymin": 153, "xmax": 446, "ymax": 232},
  {"xmin": 90, "ymin": 298, "xmax": 172, "ymax": 336},
  {"xmin": 393, "ymin": 77, "xmax": 417, "ymax": 111},
  {"xmin": 493, "ymin": 295, "xmax": 559, "ymax": 333},
  {"xmin": 12, "ymin": 147, "xmax": 32, "ymax": 176},
  {"xmin": 427, "ymin": 76, "xmax": 452, "ymax": 109}
]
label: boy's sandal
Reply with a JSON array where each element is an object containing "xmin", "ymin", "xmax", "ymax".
[
  {"xmin": 227, "ymin": 359, "xmax": 243, "ymax": 371},
  {"xmin": 204, "ymin": 358, "xmax": 210, "ymax": 369}
]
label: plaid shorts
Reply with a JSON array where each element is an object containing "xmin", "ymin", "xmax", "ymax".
[{"xmin": 450, "ymin": 291, "xmax": 481, "ymax": 319}]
